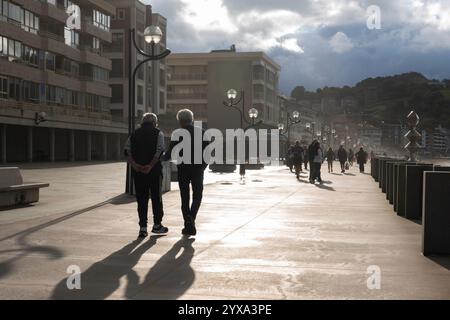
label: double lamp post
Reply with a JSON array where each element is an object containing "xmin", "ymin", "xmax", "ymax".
[{"xmin": 126, "ymin": 26, "xmax": 171, "ymax": 194}]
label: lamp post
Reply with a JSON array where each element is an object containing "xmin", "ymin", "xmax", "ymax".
[
  {"xmin": 126, "ymin": 26, "xmax": 171, "ymax": 194},
  {"xmin": 223, "ymin": 89, "xmax": 262, "ymax": 178},
  {"xmin": 278, "ymin": 111, "xmax": 301, "ymax": 148}
]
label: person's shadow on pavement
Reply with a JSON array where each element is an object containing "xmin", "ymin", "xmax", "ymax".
[
  {"xmin": 125, "ymin": 237, "xmax": 195, "ymax": 300},
  {"xmin": 50, "ymin": 235, "xmax": 164, "ymax": 300}
]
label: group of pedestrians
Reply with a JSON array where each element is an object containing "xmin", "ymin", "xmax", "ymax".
[
  {"xmin": 125, "ymin": 109, "xmax": 208, "ymax": 239},
  {"xmin": 335, "ymin": 145, "xmax": 368, "ymax": 173},
  {"xmin": 286, "ymin": 141, "xmax": 370, "ymax": 183},
  {"xmin": 286, "ymin": 140, "xmax": 324, "ymax": 184}
]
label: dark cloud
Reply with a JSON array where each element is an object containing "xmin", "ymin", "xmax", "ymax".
[{"xmin": 145, "ymin": 0, "xmax": 450, "ymax": 92}]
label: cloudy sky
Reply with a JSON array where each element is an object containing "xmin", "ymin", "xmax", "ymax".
[{"xmin": 144, "ymin": 0, "xmax": 450, "ymax": 94}]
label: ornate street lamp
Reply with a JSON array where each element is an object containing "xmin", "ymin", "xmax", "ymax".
[
  {"xmin": 126, "ymin": 26, "xmax": 171, "ymax": 194},
  {"xmin": 278, "ymin": 111, "xmax": 301, "ymax": 147}
]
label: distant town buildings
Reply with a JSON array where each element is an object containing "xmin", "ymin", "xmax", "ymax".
[{"xmin": 166, "ymin": 48, "xmax": 281, "ymax": 131}]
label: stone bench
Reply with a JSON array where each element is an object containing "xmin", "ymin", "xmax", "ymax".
[
  {"xmin": 0, "ymin": 167, "xmax": 49, "ymax": 207},
  {"xmin": 422, "ymin": 171, "xmax": 450, "ymax": 255}
]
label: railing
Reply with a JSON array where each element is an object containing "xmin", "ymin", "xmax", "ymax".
[
  {"xmin": 169, "ymin": 74, "xmax": 207, "ymax": 81},
  {"xmin": 39, "ymin": 30, "xmax": 65, "ymax": 43},
  {"xmin": 0, "ymin": 99, "xmax": 113, "ymax": 121},
  {"xmin": 167, "ymin": 93, "xmax": 207, "ymax": 100}
]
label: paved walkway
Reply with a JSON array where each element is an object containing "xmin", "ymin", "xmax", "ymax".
[{"xmin": 0, "ymin": 162, "xmax": 449, "ymax": 299}]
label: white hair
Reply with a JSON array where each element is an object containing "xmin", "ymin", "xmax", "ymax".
[
  {"xmin": 176, "ymin": 108, "xmax": 194, "ymax": 124},
  {"xmin": 141, "ymin": 113, "xmax": 158, "ymax": 126}
]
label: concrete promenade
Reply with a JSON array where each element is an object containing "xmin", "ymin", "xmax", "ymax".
[{"xmin": 0, "ymin": 162, "xmax": 449, "ymax": 299}]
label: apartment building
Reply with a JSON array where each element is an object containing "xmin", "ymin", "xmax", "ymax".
[
  {"xmin": 0, "ymin": 0, "xmax": 127, "ymax": 163},
  {"xmin": 166, "ymin": 48, "xmax": 281, "ymax": 131},
  {"xmin": 105, "ymin": 0, "xmax": 167, "ymax": 122}
]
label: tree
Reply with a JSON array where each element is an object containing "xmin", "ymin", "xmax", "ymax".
[{"xmin": 291, "ymin": 86, "xmax": 306, "ymax": 101}]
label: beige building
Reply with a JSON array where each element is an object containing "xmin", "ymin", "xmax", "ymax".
[
  {"xmin": 166, "ymin": 48, "xmax": 281, "ymax": 131},
  {"xmin": 0, "ymin": 0, "xmax": 127, "ymax": 163},
  {"xmin": 105, "ymin": 0, "xmax": 167, "ymax": 122}
]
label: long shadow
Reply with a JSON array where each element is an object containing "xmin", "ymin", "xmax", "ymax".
[
  {"xmin": 314, "ymin": 183, "xmax": 336, "ymax": 191},
  {"xmin": 0, "ymin": 193, "xmax": 131, "ymax": 281},
  {"xmin": 50, "ymin": 235, "xmax": 164, "ymax": 300},
  {"xmin": 126, "ymin": 237, "xmax": 195, "ymax": 300},
  {"xmin": 344, "ymin": 173, "xmax": 356, "ymax": 176}
]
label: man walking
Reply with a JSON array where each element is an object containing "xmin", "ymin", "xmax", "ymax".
[
  {"xmin": 356, "ymin": 147, "xmax": 368, "ymax": 173},
  {"xmin": 291, "ymin": 141, "xmax": 304, "ymax": 179},
  {"xmin": 125, "ymin": 113, "xmax": 168, "ymax": 238},
  {"xmin": 326, "ymin": 147, "xmax": 335, "ymax": 173},
  {"xmin": 337, "ymin": 145, "xmax": 348, "ymax": 174},
  {"xmin": 164, "ymin": 109, "xmax": 208, "ymax": 236}
]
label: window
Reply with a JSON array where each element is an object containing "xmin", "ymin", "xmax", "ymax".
[
  {"xmin": 110, "ymin": 33, "xmax": 123, "ymax": 51},
  {"xmin": 8, "ymin": 76, "xmax": 20, "ymax": 100},
  {"xmin": 21, "ymin": 9, "xmax": 39, "ymax": 34},
  {"xmin": 93, "ymin": 9, "xmax": 110, "ymax": 31},
  {"xmin": 110, "ymin": 59, "xmax": 123, "ymax": 78},
  {"xmin": 117, "ymin": 8, "xmax": 125, "ymax": 20},
  {"xmin": 22, "ymin": 81, "xmax": 39, "ymax": 102},
  {"xmin": 7, "ymin": 1, "xmax": 23, "ymax": 23},
  {"xmin": 136, "ymin": 10, "xmax": 145, "ymax": 25},
  {"xmin": 93, "ymin": 66, "xmax": 109, "ymax": 82},
  {"xmin": 137, "ymin": 85, "xmax": 143, "ymax": 105},
  {"xmin": 0, "ymin": 76, "xmax": 8, "ymax": 99},
  {"xmin": 64, "ymin": 27, "xmax": 79, "ymax": 48},
  {"xmin": 45, "ymin": 52, "xmax": 55, "ymax": 71},
  {"xmin": 22, "ymin": 45, "xmax": 38, "ymax": 66},
  {"xmin": 110, "ymin": 84, "xmax": 123, "ymax": 103},
  {"xmin": 92, "ymin": 37, "xmax": 100, "ymax": 51}
]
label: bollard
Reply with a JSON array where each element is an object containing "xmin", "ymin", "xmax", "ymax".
[
  {"xmin": 422, "ymin": 171, "xmax": 450, "ymax": 255},
  {"xmin": 404, "ymin": 164, "xmax": 434, "ymax": 221}
]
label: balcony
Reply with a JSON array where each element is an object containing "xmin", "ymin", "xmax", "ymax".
[
  {"xmin": 169, "ymin": 74, "xmax": 208, "ymax": 81},
  {"xmin": 167, "ymin": 93, "xmax": 207, "ymax": 100}
]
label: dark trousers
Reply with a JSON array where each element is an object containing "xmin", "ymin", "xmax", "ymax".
[
  {"xmin": 312, "ymin": 162, "xmax": 322, "ymax": 182},
  {"xmin": 133, "ymin": 168, "xmax": 164, "ymax": 228},
  {"xmin": 304, "ymin": 159, "xmax": 308, "ymax": 170},
  {"xmin": 178, "ymin": 166, "xmax": 205, "ymax": 225},
  {"xmin": 359, "ymin": 163, "xmax": 365, "ymax": 172},
  {"xmin": 327, "ymin": 161, "xmax": 333, "ymax": 172},
  {"xmin": 340, "ymin": 161, "xmax": 346, "ymax": 172}
]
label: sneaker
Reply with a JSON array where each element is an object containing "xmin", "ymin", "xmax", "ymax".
[
  {"xmin": 138, "ymin": 227, "xmax": 148, "ymax": 238},
  {"xmin": 152, "ymin": 224, "xmax": 169, "ymax": 234}
]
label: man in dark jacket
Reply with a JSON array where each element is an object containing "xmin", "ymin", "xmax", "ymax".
[
  {"xmin": 308, "ymin": 140, "xmax": 317, "ymax": 182},
  {"xmin": 356, "ymin": 147, "xmax": 368, "ymax": 173},
  {"xmin": 163, "ymin": 109, "xmax": 209, "ymax": 236},
  {"xmin": 337, "ymin": 145, "xmax": 348, "ymax": 173},
  {"xmin": 291, "ymin": 141, "xmax": 304, "ymax": 179},
  {"xmin": 125, "ymin": 113, "xmax": 168, "ymax": 238}
]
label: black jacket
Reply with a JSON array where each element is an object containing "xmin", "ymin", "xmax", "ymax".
[
  {"xmin": 164, "ymin": 124, "xmax": 209, "ymax": 170},
  {"xmin": 337, "ymin": 148, "xmax": 347, "ymax": 162},
  {"xmin": 130, "ymin": 123, "xmax": 162, "ymax": 171}
]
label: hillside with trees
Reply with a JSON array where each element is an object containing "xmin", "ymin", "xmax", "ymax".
[{"xmin": 291, "ymin": 72, "xmax": 450, "ymax": 129}]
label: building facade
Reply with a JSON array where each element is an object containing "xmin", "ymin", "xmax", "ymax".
[
  {"xmin": 166, "ymin": 49, "xmax": 281, "ymax": 131},
  {"xmin": 0, "ymin": 0, "xmax": 127, "ymax": 163},
  {"xmin": 105, "ymin": 0, "xmax": 167, "ymax": 123}
]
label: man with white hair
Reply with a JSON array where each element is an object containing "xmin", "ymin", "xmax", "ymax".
[
  {"xmin": 163, "ymin": 108, "xmax": 209, "ymax": 236},
  {"xmin": 125, "ymin": 113, "xmax": 168, "ymax": 238}
]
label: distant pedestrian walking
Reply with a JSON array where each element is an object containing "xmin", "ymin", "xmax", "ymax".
[
  {"xmin": 348, "ymin": 149, "xmax": 355, "ymax": 167},
  {"xmin": 326, "ymin": 147, "xmax": 335, "ymax": 173},
  {"xmin": 310, "ymin": 141, "xmax": 323, "ymax": 184},
  {"xmin": 308, "ymin": 140, "xmax": 317, "ymax": 182},
  {"xmin": 303, "ymin": 145, "xmax": 309, "ymax": 170},
  {"xmin": 125, "ymin": 113, "xmax": 168, "ymax": 238},
  {"xmin": 356, "ymin": 147, "xmax": 368, "ymax": 173},
  {"xmin": 337, "ymin": 145, "xmax": 348, "ymax": 173},
  {"xmin": 291, "ymin": 141, "xmax": 304, "ymax": 179}
]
